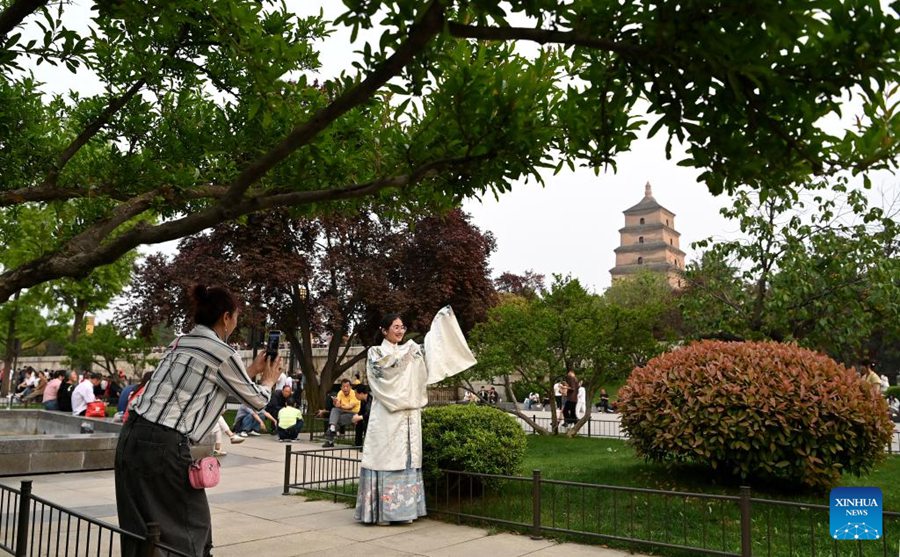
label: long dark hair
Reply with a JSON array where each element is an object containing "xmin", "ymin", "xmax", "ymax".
[
  {"xmin": 189, "ymin": 284, "xmax": 239, "ymax": 327},
  {"xmin": 376, "ymin": 312, "xmax": 403, "ymax": 343}
]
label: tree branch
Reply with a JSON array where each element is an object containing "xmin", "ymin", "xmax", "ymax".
[
  {"xmin": 41, "ymin": 25, "xmax": 191, "ymax": 189},
  {"xmin": 0, "ymin": 153, "xmax": 490, "ymax": 302},
  {"xmin": 45, "ymin": 78, "xmax": 148, "ymax": 186},
  {"xmin": 0, "ymin": 0, "xmax": 47, "ymax": 39},
  {"xmin": 447, "ymin": 21, "xmax": 648, "ymax": 59},
  {"xmin": 0, "ymin": 183, "xmax": 227, "ymax": 207},
  {"xmin": 220, "ymin": 0, "xmax": 446, "ymax": 205}
]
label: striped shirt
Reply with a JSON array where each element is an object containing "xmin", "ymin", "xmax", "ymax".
[{"xmin": 132, "ymin": 325, "xmax": 271, "ymax": 443}]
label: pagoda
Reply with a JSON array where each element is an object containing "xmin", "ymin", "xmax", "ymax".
[{"xmin": 609, "ymin": 182, "xmax": 685, "ymax": 288}]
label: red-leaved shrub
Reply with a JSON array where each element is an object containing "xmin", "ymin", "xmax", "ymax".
[{"xmin": 618, "ymin": 340, "xmax": 894, "ymax": 489}]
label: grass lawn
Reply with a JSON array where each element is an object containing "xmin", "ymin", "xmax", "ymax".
[
  {"xmin": 523, "ymin": 435, "xmax": 900, "ymax": 508},
  {"xmin": 425, "ymin": 436, "xmax": 900, "ymax": 556}
]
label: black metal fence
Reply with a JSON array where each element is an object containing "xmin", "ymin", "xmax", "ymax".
[
  {"xmin": 282, "ymin": 445, "xmax": 361, "ymax": 502},
  {"xmin": 516, "ymin": 414, "xmax": 627, "ymax": 439},
  {"xmin": 887, "ymin": 429, "xmax": 900, "ymax": 455},
  {"xmin": 283, "ymin": 447, "xmax": 899, "ymax": 557},
  {"xmin": 0, "ymin": 480, "xmax": 190, "ymax": 557},
  {"xmin": 517, "ymin": 415, "xmax": 900, "ymax": 455}
]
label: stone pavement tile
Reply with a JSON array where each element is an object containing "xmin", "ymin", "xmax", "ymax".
[
  {"xmin": 270, "ymin": 506, "xmax": 358, "ymax": 531},
  {"xmin": 209, "ymin": 510, "xmax": 299, "ymax": 546},
  {"xmin": 367, "ymin": 520, "xmax": 487, "ymax": 554},
  {"xmin": 316, "ymin": 541, "xmax": 421, "ymax": 557},
  {"xmin": 423, "ymin": 531, "xmax": 556, "ymax": 557},
  {"xmin": 212, "ymin": 496, "xmax": 341, "ymax": 521},
  {"xmin": 213, "ymin": 530, "xmax": 343, "ymax": 557},
  {"xmin": 208, "ymin": 486, "xmax": 289, "ymax": 505},
  {"xmin": 31, "ymin": 489, "xmax": 111, "ymax": 509},
  {"xmin": 96, "ymin": 514, "xmax": 119, "ymax": 525},
  {"xmin": 320, "ymin": 515, "xmax": 433, "ymax": 542},
  {"xmin": 527, "ymin": 541, "xmax": 635, "ymax": 556},
  {"xmin": 65, "ymin": 485, "xmax": 117, "ymax": 499},
  {"xmin": 57, "ymin": 503, "xmax": 119, "ymax": 519}
]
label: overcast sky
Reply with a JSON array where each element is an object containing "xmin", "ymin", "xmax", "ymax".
[
  {"xmin": 25, "ymin": 2, "xmax": 893, "ymax": 301},
  {"xmin": 292, "ymin": 3, "xmax": 737, "ymax": 293}
]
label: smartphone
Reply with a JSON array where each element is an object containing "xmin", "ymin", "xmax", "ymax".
[{"xmin": 265, "ymin": 330, "xmax": 282, "ymax": 362}]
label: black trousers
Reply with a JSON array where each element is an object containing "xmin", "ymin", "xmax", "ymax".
[
  {"xmin": 115, "ymin": 414, "xmax": 212, "ymax": 557},
  {"xmin": 563, "ymin": 400, "xmax": 578, "ymax": 425},
  {"xmin": 277, "ymin": 421, "xmax": 304, "ymax": 440}
]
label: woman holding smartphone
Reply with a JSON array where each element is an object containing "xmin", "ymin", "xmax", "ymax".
[{"xmin": 115, "ymin": 284, "xmax": 281, "ymax": 557}]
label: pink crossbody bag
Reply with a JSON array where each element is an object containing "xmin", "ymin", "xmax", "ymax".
[{"xmin": 189, "ymin": 456, "xmax": 220, "ymax": 489}]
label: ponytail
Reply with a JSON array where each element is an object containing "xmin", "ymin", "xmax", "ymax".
[{"xmin": 189, "ymin": 284, "xmax": 239, "ymax": 327}]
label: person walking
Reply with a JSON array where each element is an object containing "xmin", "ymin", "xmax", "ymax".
[{"xmin": 115, "ymin": 284, "xmax": 281, "ymax": 557}]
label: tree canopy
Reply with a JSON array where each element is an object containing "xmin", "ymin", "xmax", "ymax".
[
  {"xmin": 466, "ymin": 273, "xmax": 674, "ymax": 434},
  {"xmin": 679, "ymin": 185, "xmax": 900, "ymax": 370},
  {"xmin": 0, "ymin": 0, "xmax": 897, "ymax": 302},
  {"xmin": 120, "ymin": 207, "xmax": 496, "ymax": 411}
]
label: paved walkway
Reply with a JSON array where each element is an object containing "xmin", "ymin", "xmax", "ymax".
[{"xmin": 1, "ymin": 433, "xmax": 647, "ymax": 557}]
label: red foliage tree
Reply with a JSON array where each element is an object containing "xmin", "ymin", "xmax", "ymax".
[{"xmin": 119, "ymin": 209, "xmax": 496, "ymax": 412}]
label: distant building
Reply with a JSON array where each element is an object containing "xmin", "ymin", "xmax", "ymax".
[{"xmin": 610, "ymin": 182, "xmax": 685, "ymax": 288}]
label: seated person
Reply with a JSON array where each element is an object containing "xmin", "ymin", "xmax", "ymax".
[
  {"xmin": 23, "ymin": 371, "xmax": 48, "ymax": 403},
  {"xmin": 477, "ymin": 386, "xmax": 489, "ymax": 403},
  {"xmin": 352, "ymin": 384, "xmax": 371, "ymax": 447},
  {"xmin": 596, "ymin": 388, "xmax": 611, "ymax": 413},
  {"xmin": 265, "ymin": 385, "xmax": 295, "ymax": 430},
  {"xmin": 118, "ymin": 380, "xmax": 137, "ymax": 414},
  {"xmin": 322, "ymin": 379, "xmax": 360, "ymax": 447},
  {"xmin": 315, "ymin": 384, "xmax": 340, "ymax": 418},
  {"xmin": 276, "ymin": 399, "xmax": 304, "ymax": 442},
  {"xmin": 233, "ymin": 403, "xmax": 276, "ymax": 437},
  {"xmin": 72, "ymin": 372, "xmax": 101, "ymax": 416},
  {"xmin": 487, "ymin": 387, "xmax": 500, "ymax": 405}
]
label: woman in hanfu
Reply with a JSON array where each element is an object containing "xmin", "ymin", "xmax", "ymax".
[{"xmin": 354, "ymin": 307, "xmax": 476, "ymax": 525}]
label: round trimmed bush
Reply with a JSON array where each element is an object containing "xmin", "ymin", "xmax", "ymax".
[
  {"xmin": 422, "ymin": 404, "xmax": 526, "ymax": 483},
  {"xmin": 618, "ymin": 340, "xmax": 894, "ymax": 489}
]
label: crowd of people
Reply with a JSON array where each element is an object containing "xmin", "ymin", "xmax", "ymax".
[{"xmin": 8, "ymin": 366, "xmax": 132, "ymax": 416}]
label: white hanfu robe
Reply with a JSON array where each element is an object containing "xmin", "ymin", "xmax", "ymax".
[{"xmin": 354, "ymin": 307, "xmax": 476, "ymax": 524}]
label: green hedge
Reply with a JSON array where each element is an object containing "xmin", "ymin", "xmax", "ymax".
[{"xmin": 422, "ymin": 404, "xmax": 526, "ymax": 484}]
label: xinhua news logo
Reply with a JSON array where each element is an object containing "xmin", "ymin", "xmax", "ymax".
[{"xmin": 829, "ymin": 487, "xmax": 882, "ymax": 541}]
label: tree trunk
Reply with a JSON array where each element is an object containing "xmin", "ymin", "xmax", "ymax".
[
  {"xmin": 547, "ymin": 392, "xmax": 561, "ymax": 434},
  {"xmin": 70, "ymin": 298, "xmax": 87, "ymax": 343},
  {"xmin": 1, "ymin": 291, "xmax": 20, "ymax": 397}
]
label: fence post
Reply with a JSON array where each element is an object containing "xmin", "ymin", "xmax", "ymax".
[
  {"xmin": 15, "ymin": 480, "xmax": 31, "ymax": 557},
  {"xmin": 587, "ymin": 418, "xmax": 592, "ymax": 437},
  {"xmin": 739, "ymin": 486, "xmax": 751, "ymax": 557},
  {"xmin": 531, "ymin": 469, "xmax": 542, "ymax": 540},
  {"xmin": 142, "ymin": 522, "xmax": 161, "ymax": 557},
  {"xmin": 532, "ymin": 415, "xmax": 537, "ymax": 435},
  {"xmin": 283, "ymin": 444, "xmax": 292, "ymax": 495}
]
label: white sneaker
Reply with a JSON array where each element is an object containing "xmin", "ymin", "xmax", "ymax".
[
  {"xmin": 230, "ymin": 435, "xmax": 245, "ymax": 444},
  {"xmin": 248, "ymin": 431, "xmax": 260, "ymax": 437},
  {"xmin": 238, "ymin": 432, "xmax": 248, "ymax": 438},
  {"xmin": 212, "ymin": 449, "xmax": 227, "ymax": 457}
]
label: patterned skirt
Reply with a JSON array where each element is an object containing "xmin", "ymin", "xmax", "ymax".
[{"xmin": 353, "ymin": 467, "xmax": 426, "ymax": 523}]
